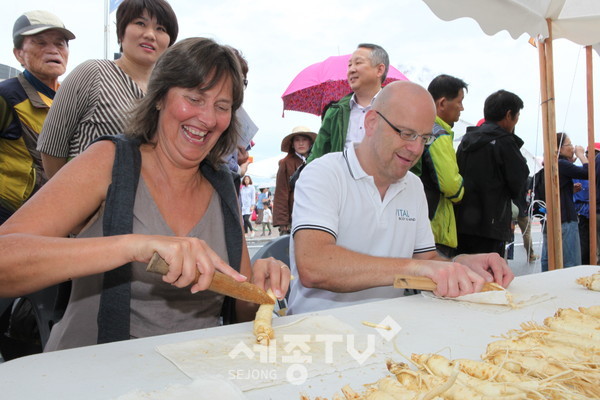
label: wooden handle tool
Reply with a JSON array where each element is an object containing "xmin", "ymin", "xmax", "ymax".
[
  {"xmin": 146, "ymin": 252, "xmax": 274, "ymax": 305},
  {"xmin": 393, "ymin": 274, "xmax": 504, "ymax": 292}
]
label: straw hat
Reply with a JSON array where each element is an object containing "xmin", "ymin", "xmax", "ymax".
[{"xmin": 280, "ymin": 126, "xmax": 317, "ymax": 153}]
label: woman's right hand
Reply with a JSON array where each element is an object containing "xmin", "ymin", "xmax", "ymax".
[{"xmin": 132, "ymin": 235, "xmax": 247, "ymax": 293}]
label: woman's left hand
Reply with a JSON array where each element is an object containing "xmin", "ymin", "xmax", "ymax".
[{"xmin": 250, "ymin": 257, "xmax": 291, "ymax": 300}]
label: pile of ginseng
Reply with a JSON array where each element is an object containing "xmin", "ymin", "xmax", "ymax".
[
  {"xmin": 576, "ymin": 271, "xmax": 600, "ymax": 291},
  {"xmin": 301, "ymin": 305, "xmax": 600, "ymax": 400}
]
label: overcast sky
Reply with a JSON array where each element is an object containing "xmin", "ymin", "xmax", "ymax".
[{"xmin": 2, "ymin": 0, "xmax": 599, "ymax": 179}]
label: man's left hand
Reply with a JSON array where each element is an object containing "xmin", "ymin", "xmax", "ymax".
[{"xmin": 454, "ymin": 253, "xmax": 514, "ymax": 288}]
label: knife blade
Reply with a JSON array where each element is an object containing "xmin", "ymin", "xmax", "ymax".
[
  {"xmin": 146, "ymin": 252, "xmax": 275, "ymax": 305},
  {"xmin": 393, "ymin": 274, "xmax": 503, "ymax": 293}
]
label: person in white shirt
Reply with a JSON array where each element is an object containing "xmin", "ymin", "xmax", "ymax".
[
  {"xmin": 261, "ymin": 207, "xmax": 273, "ymax": 236},
  {"xmin": 288, "ymin": 81, "xmax": 514, "ymax": 315},
  {"xmin": 239, "ymin": 175, "xmax": 256, "ymax": 238}
]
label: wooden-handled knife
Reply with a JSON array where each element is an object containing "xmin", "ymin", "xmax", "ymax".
[
  {"xmin": 393, "ymin": 274, "xmax": 504, "ymax": 292},
  {"xmin": 146, "ymin": 252, "xmax": 274, "ymax": 305}
]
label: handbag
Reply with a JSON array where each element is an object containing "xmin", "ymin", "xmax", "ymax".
[{"xmin": 251, "ymin": 209, "xmax": 257, "ymax": 221}]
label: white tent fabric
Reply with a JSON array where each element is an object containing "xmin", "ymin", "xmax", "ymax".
[{"xmin": 422, "ymin": 0, "xmax": 600, "ymax": 47}]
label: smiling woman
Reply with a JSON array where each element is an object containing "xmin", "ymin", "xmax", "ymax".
[
  {"xmin": 36, "ymin": 0, "xmax": 179, "ymax": 179},
  {"xmin": 126, "ymin": 37, "xmax": 243, "ymax": 167},
  {"xmin": 0, "ymin": 37, "xmax": 291, "ymax": 352}
]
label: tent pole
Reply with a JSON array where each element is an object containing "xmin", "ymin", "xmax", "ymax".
[
  {"xmin": 546, "ymin": 20, "xmax": 563, "ymax": 270},
  {"xmin": 537, "ymin": 40, "xmax": 556, "ymax": 270},
  {"xmin": 586, "ymin": 45, "xmax": 597, "ymax": 265},
  {"xmin": 540, "ymin": 19, "xmax": 563, "ymax": 270}
]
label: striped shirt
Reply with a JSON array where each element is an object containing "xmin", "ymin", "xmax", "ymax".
[{"xmin": 37, "ymin": 59, "xmax": 144, "ymax": 158}]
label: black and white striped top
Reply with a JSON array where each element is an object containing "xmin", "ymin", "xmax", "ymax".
[{"xmin": 37, "ymin": 59, "xmax": 144, "ymax": 158}]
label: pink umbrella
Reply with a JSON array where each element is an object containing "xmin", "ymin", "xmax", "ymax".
[{"xmin": 281, "ymin": 54, "xmax": 409, "ymax": 117}]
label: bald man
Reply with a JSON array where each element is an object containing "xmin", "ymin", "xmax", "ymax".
[{"xmin": 287, "ymin": 81, "xmax": 514, "ymax": 315}]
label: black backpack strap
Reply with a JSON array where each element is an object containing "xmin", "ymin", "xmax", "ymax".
[
  {"xmin": 200, "ymin": 162, "xmax": 243, "ymax": 324},
  {"xmin": 289, "ymin": 161, "xmax": 306, "ymax": 191},
  {"xmin": 96, "ymin": 134, "xmax": 141, "ymax": 344}
]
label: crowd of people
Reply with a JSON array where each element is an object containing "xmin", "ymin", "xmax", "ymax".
[
  {"xmin": 0, "ymin": 2, "xmax": 592, "ymax": 361},
  {"xmin": 0, "ymin": 1, "xmax": 290, "ymax": 358}
]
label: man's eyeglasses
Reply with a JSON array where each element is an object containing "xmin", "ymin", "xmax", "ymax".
[{"xmin": 376, "ymin": 111, "xmax": 435, "ymax": 145}]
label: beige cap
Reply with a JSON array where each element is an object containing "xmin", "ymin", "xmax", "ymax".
[{"xmin": 13, "ymin": 10, "xmax": 75, "ymax": 47}]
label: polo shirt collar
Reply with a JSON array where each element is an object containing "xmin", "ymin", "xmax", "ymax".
[{"xmin": 343, "ymin": 143, "xmax": 407, "ymax": 190}]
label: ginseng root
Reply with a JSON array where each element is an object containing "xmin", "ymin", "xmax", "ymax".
[{"xmin": 253, "ymin": 288, "xmax": 277, "ymax": 345}]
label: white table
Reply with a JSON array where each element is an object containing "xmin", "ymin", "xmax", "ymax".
[{"xmin": 1, "ymin": 266, "xmax": 598, "ymax": 399}]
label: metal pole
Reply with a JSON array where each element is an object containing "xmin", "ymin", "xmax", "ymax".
[{"xmin": 104, "ymin": 0, "xmax": 110, "ymax": 59}]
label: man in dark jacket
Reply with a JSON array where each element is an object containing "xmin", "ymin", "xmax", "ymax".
[{"xmin": 455, "ymin": 90, "xmax": 529, "ymax": 257}]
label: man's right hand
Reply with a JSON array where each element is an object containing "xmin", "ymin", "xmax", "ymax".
[
  {"xmin": 411, "ymin": 251, "xmax": 513, "ymax": 297},
  {"xmin": 417, "ymin": 259, "xmax": 487, "ymax": 297}
]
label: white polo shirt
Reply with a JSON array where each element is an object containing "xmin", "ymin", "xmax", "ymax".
[{"xmin": 287, "ymin": 144, "xmax": 435, "ymax": 315}]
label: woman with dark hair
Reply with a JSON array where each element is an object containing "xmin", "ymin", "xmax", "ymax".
[
  {"xmin": 0, "ymin": 38, "xmax": 290, "ymax": 351},
  {"xmin": 541, "ymin": 132, "xmax": 588, "ymax": 271},
  {"xmin": 240, "ymin": 175, "xmax": 256, "ymax": 237},
  {"xmin": 38, "ymin": 0, "xmax": 179, "ymax": 178}
]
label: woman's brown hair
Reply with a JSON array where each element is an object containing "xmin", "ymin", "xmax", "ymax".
[{"xmin": 125, "ymin": 37, "xmax": 245, "ymax": 168}]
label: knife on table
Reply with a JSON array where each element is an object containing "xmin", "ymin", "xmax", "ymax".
[
  {"xmin": 393, "ymin": 274, "xmax": 503, "ymax": 293},
  {"xmin": 146, "ymin": 252, "xmax": 274, "ymax": 305}
]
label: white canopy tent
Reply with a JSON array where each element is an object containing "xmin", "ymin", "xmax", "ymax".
[{"xmin": 423, "ymin": 0, "xmax": 600, "ymax": 269}]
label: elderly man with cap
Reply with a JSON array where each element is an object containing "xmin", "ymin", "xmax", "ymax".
[
  {"xmin": 273, "ymin": 126, "xmax": 317, "ymax": 235},
  {"xmin": 0, "ymin": 10, "xmax": 74, "ymax": 224}
]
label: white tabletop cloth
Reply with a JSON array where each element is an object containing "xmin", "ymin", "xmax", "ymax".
[{"xmin": 0, "ymin": 266, "xmax": 598, "ymax": 399}]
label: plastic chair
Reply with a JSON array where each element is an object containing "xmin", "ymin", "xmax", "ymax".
[
  {"xmin": 250, "ymin": 235, "xmax": 290, "ymax": 315},
  {"xmin": 251, "ymin": 234, "xmax": 290, "ymax": 265},
  {"xmin": 0, "ymin": 282, "xmax": 71, "ymax": 360}
]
